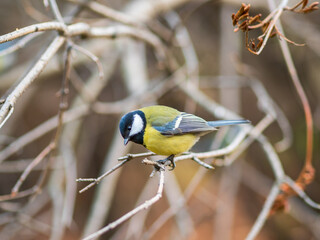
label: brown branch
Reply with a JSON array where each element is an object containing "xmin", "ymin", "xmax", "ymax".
[
  {"xmin": 0, "ymin": 187, "xmax": 38, "ymax": 202},
  {"xmin": 232, "ymin": 0, "xmax": 317, "ymax": 54},
  {"xmin": 271, "ymin": 10, "xmax": 315, "ymax": 213}
]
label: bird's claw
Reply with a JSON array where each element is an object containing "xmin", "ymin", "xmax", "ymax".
[{"xmin": 156, "ymin": 155, "xmax": 175, "ymax": 171}]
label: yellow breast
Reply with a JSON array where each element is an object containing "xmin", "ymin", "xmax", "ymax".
[{"xmin": 143, "ymin": 125, "xmax": 199, "ymax": 156}]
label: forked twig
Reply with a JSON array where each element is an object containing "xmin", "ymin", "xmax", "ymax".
[
  {"xmin": 284, "ymin": 176, "xmax": 320, "ymax": 210},
  {"xmin": 232, "ymin": 0, "xmax": 318, "ymax": 54}
]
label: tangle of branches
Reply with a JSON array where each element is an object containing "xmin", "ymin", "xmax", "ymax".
[{"xmin": 0, "ymin": 0, "xmax": 319, "ymax": 240}]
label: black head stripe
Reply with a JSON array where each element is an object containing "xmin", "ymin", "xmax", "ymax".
[{"xmin": 119, "ymin": 110, "xmax": 146, "ymax": 145}]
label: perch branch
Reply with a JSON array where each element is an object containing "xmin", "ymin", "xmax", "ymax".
[{"xmin": 77, "ymin": 158, "xmax": 132, "ymax": 193}]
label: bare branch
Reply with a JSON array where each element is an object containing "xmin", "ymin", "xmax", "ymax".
[
  {"xmin": 83, "ymin": 171, "xmax": 165, "ymax": 240},
  {"xmin": 118, "ymin": 152, "xmax": 155, "ymax": 161},
  {"xmin": 67, "ymin": 0, "xmax": 139, "ymax": 26},
  {"xmin": 11, "ymin": 142, "xmax": 55, "ymax": 196},
  {"xmin": 71, "ymin": 43, "xmax": 104, "ymax": 82},
  {"xmin": 0, "ymin": 22, "xmax": 67, "ymax": 43},
  {"xmin": 284, "ymin": 176, "xmax": 320, "ymax": 210},
  {"xmin": 246, "ymin": 184, "xmax": 281, "ymax": 240},
  {"xmin": 0, "ymin": 33, "xmax": 43, "ymax": 57},
  {"xmin": 0, "ymin": 187, "xmax": 38, "ymax": 202},
  {"xmin": 77, "ymin": 157, "xmax": 131, "ymax": 193},
  {"xmin": 0, "ymin": 105, "xmax": 89, "ymax": 164},
  {"xmin": 0, "ymin": 36, "xmax": 66, "ymax": 127},
  {"xmin": 144, "ymin": 167, "xmax": 208, "ymax": 239},
  {"xmin": 0, "ymin": 0, "xmax": 317, "ymax": 239},
  {"xmin": 48, "ymin": 0, "xmax": 65, "ymax": 23},
  {"xmin": 191, "ymin": 156, "xmax": 214, "ymax": 169}
]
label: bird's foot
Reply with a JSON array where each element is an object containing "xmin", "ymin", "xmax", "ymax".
[{"xmin": 156, "ymin": 155, "xmax": 175, "ymax": 171}]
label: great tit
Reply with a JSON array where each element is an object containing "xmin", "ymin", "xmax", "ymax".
[{"xmin": 119, "ymin": 105, "xmax": 250, "ymax": 170}]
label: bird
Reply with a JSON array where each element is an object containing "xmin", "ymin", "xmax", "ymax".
[{"xmin": 119, "ymin": 105, "xmax": 250, "ymax": 170}]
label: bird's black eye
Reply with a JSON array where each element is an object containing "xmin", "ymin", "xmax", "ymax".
[{"xmin": 127, "ymin": 126, "xmax": 132, "ymax": 131}]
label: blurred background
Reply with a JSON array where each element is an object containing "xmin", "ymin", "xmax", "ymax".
[{"xmin": 0, "ymin": 0, "xmax": 319, "ymax": 239}]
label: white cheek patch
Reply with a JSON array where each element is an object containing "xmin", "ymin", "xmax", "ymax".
[
  {"xmin": 174, "ymin": 116, "xmax": 182, "ymax": 130},
  {"xmin": 129, "ymin": 114, "xmax": 144, "ymax": 136}
]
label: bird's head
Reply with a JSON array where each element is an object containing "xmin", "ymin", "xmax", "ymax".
[{"xmin": 119, "ymin": 110, "xmax": 146, "ymax": 145}]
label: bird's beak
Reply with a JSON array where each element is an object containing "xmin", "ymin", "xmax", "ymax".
[{"xmin": 124, "ymin": 138, "xmax": 129, "ymax": 145}]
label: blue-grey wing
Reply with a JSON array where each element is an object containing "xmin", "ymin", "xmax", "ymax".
[{"xmin": 154, "ymin": 113, "xmax": 215, "ymax": 136}]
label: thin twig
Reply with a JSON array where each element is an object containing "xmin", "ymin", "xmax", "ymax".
[
  {"xmin": 48, "ymin": 0, "xmax": 65, "ymax": 24},
  {"xmin": 125, "ymin": 175, "xmax": 160, "ymax": 239},
  {"xmin": 118, "ymin": 152, "xmax": 155, "ymax": 161},
  {"xmin": 223, "ymin": 113, "xmax": 275, "ymax": 166},
  {"xmin": 165, "ymin": 11, "xmax": 199, "ymax": 113},
  {"xmin": 0, "ymin": 158, "xmax": 61, "ymax": 172},
  {"xmin": 0, "ymin": 36, "xmax": 66, "ymax": 127},
  {"xmin": 191, "ymin": 156, "xmax": 214, "ymax": 169},
  {"xmin": 0, "ymin": 23, "xmax": 168, "ymax": 128},
  {"xmin": 77, "ymin": 158, "xmax": 131, "ymax": 193},
  {"xmin": 0, "ymin": 21, "xmax": 166, "ymax": 64},
  {"xmin": 0, "ymin": 33, "xmax": 43, "ymax": 57},
  {"xmin": 53, "ymin": 41, "xmax": 73, "ymax": 144},
  {"xmin": 71, "ymin": 43, "xmax": 104, "ymax": 82},
  {"xmin": 11, "ymin": 143, "xmax": 55, "ymax": 196},
  {"xmin": 82, "ymin": 125, "xmax": 129, "ymax": 237},
  {"xmin": 0, "ymin": 104, "xmax": 89, "ymax": 164},
  {"xmin": 0, "ymin": 187, "xmax": 39, "ymax": 202},
  {"xmin": 246, "ymin": 183, "xmax": 281, "ymax": 240},
  {"xmin": 273, "ymin": 2, "xmax": 314, "ymax": 183},
  {"xmin": 144, "ymin": 167, "xmax": 208, "ymax": 239},
  {"xmin": 83, "ymin": 171, "xmax": 165, "ymax": 240},
  {"xmin": 244, "ymin": 0, "xmax": 289, "ymax": 55},
  {"xmin": 22, "ymin": 0, "xmax": 51, "ymax": 22},
  {"xmin": 200, "ymin": 76, "xmax": 293, "ymax": 152},
  {"xmin": 267, "ymin": 0, "xmax": 315, "ymax": 213},
  {"xmin": 283, "ymin": 176, "xmax": 320, "ymax": 210},
  {"xmin": 67, "ymin": 0, "xmax": 140, "ymax": 27}
]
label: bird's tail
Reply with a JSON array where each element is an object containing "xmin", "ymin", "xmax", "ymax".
[{"xmin": 208, "ymin": 119, "xmax": 250, "ymax": 127}]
